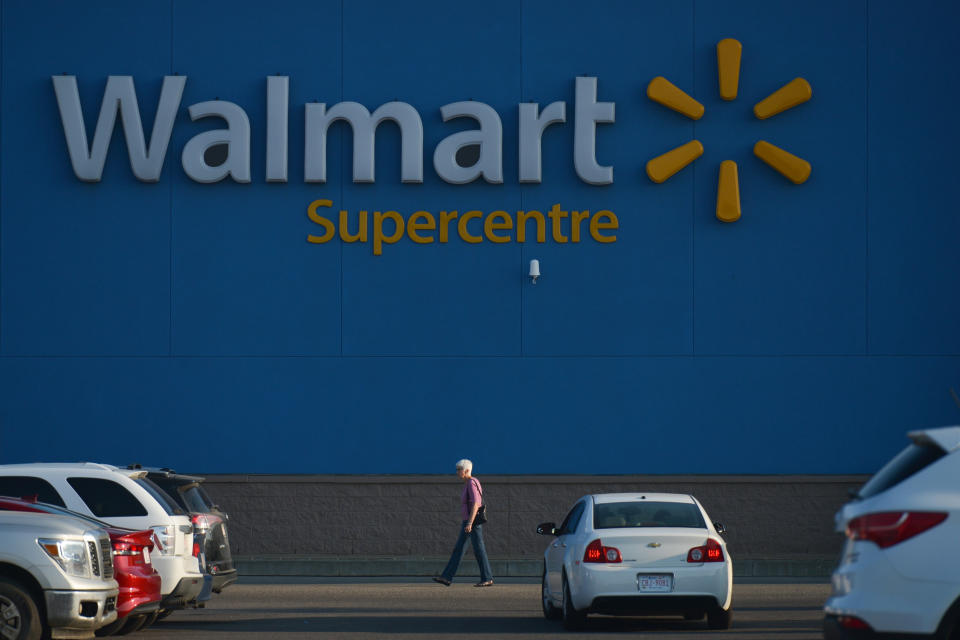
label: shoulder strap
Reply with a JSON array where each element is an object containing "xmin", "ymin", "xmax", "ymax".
[{"xmin": 471, "ymin": 478, "xmax": 484, "ymax": 503}]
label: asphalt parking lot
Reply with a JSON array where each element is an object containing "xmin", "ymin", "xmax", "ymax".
[{"xmin": 142, "ymin": 578, "xmax": 831, "ymax": 639}]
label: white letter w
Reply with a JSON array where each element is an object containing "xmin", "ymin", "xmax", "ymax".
[{"xmin": 52, "ymin": 75, "xmax": 186, "ymax": 182}]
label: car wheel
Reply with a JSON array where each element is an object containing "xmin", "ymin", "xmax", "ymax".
[
  {"xmin": 707, "ymin": 605, "xmax": 732, "ymax": 630},
  {"xmin": 155, "ymin": 609, "xmax": 174, "ymax": 621},
  {"xmin": 94, "ymin": 617, "xmax": 125, "ymax": 637},
  {"xmin": 139, "ymin": 611, "xmax": 160, "ymax": 630},
  {"xmin": 935, "ymin": 598, "xmax": 960, "ymax": 640},
  {"xmin": 115, "ymin": 614, "xmax": 148, "ymax": 635},
  {"xmin": 541, "ymin": 565, "xmax": 561, "ymax": 620},
  {"xmin": 0, "ymin": 577, "xmax": 42, "ymax": 640},
  {"xmin": 561, "ymin": 573, "xmax": 587, "ymax": 631}
]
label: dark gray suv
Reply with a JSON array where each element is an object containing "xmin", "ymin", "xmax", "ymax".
[{"xmin": 128, "ymin": 466, "xmax": 238, "ymax": 594}]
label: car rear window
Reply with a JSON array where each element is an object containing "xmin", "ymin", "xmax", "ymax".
[
  {"xmin": 0, "ymin": 476, "xmax": 67, "ymax": 507},
  {"xmin": 150, "ymin": 476, "xmax": 211, "ymax": 513},
  {"xmin": 134, "ymin": 478, "xmax": 184, "ymax": 515},
  {"xmin": 180, "ymin": 485, "xmax": 211, "ymax": 513},
  {"xmin": 858, "ymin": 443, "xmax": 946, "ymax": 500},
  {"xmin": 68, "ymin": 477, "xmax": 148, "ymax": 517},
  {"xmin": 594, "ymin": 501, "xmax": 706, "ymax": 529}
]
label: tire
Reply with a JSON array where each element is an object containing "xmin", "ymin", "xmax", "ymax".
[
  {"xmin": 561, "ymin": 573, "xmax": 587, "ymax": 631},
  {"xmin": 155, "ymin": 609, "xmax": 174, "ymax": 621},
  {"xmin": 541, "ymin": 565, "xmax": 561, "ymax": 620},
  {"xmin": 0, "ymin": 577, "xmax": 42, "ymax": 640},
  {"xmin": 139, "ymin": 611, "xmax": 159, "ymax": 630},
  {"xmin": 115, "ymin": 614, "xmax": 148, "ymax": 635},
  {"xmin": 94, "ymin": 617, "xmax": 125, "ymax": 637},
  {"xmin": 707, "ymin": 606, "xmax": 732, "ymax": 630},
  {"xmin": 935, "ymin": 597, "xmax": 960, "ymax": 640}
]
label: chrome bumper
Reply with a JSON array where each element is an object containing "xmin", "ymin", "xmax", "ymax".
[{"xmin": 45, "ymin": 587, "xmax": 118, "ymax": 639}]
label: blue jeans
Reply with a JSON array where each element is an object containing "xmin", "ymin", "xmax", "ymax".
[{"xmin": 440, "ymin": 521, "xmax": 493, "ymax": 583}]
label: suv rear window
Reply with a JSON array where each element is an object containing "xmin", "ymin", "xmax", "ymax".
[
  {"xmin": 858, "ymin": 443, "xmax": 946, "ymax": 500},
  {"xmin": 150, "ymin": 476, "xmax": 210, "ymax": 513},
  {"xmin": 0, "ymin": 476, "xmax": 66, "ymax": 507},
  {"xmin": 594, "ymin": 501, "xmax": 705, "ymax": 529},
  {"xmin": 134, "ymin": 478, "xmax": 184, "ymax": 516},
  {"xmin": 68, "ymin": 477, "xmax": 148, "ymax": 517},
  {"xmin": 180, "ymin": 485, "xmax": 212, "ymax": 513}
]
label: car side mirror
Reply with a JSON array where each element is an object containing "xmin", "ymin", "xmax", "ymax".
[
  {"xmin": 714, "ymin": 521, "xmax": 726, "ymax": 534},
  {"xmin": 536, "ymin": 521, "xmax": 558, "ymax": 536}
]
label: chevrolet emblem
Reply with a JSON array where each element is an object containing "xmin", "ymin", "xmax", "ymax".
[{"xmin": 647, "ymin": 542, "xmax": 662, "ymax": 548}]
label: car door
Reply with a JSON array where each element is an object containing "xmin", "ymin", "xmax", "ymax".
[{"xmin": 547, "ymin": 500, "xmax": 586, "ymax": 597}]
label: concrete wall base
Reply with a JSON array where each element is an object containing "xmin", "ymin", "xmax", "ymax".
[
  {"xmin": 202, "ymin": 474, "xmax": 865, "ymax": 579},
  {"xmin": 234, "ymin": 554, "xmax": 838, "ymax": 578}
]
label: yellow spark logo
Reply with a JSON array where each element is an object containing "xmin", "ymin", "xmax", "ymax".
[{"xmin": 645, "ymin": 38, "xmax": 812, "ymax": 223}]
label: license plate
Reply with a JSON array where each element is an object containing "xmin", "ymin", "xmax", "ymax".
[
  {"xmin": 143, "ymin": 548, "xmax": 151, "ymax": 564},
  {"xmin": 637, "ymin": 574, "xmax": 673, "ymax": 593}
]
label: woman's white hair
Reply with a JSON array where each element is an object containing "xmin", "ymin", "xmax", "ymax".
[{"xmin": 455, "ymin": 459, "xmax": 473, "ymax": 472}]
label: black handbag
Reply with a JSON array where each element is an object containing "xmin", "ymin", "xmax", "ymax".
[
  {"xmin": 471, "ymin": 479, "xmax": 488, "ymax": 525},
  {"xmin": 474, "ymin": 505, "xmax": 488, "ymax": 526}
]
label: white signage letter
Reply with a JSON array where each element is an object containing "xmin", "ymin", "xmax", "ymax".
[
  {"xmin": 181, "ymin": 101, "xmax": 252, "ymax": 183},
  {"xmin": 518, "ymin": 101, "xmax": 565, "ymax": 183},
  {"xmin": 304, "ymin": 101, "xmax": 423, "ymax": 183},
  {"xmin": 266, "ymin": 76, "xmax": 289, "ymax": 183},
  {"xmin": 52, "ymin": 75, "xmax": 185, "ymax": 182},
  {"xmin": 574, "ymin": 77, "xmax": 614, "ymax": 185},
  {"xmin": 433, "ymin": 102, "xmax": 503, "ymax": 184}
]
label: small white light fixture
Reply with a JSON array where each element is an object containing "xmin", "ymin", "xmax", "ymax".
[{"xmin": 529, "ymin": 259, "xmax": 541, "ymax": 284}]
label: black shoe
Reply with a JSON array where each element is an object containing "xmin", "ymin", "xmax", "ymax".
[{"xmin": 432, "ymin": 576, "xmax": 451, "ymax": 586}]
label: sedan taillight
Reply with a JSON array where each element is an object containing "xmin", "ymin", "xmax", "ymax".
[
  {"xmin": 687, "ymin": 538, "xmax": 724, "ymax": 563},
  {"xmin": 583, "ymin": 539, "xmax": 621, "ymax": 563},
  {"xmin": 113, "ymin": 541, "xmax": 148, "ymax": 565},
  {"xmin": 846, "ymin": 512, "xmax": 947, "ymax": 549}
]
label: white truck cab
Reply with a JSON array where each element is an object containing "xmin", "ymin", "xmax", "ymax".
[{"xmin": 0, "ymin": 511, "xmax": 119, "ymax": 639}]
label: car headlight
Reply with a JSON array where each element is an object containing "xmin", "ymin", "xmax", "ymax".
[{"xmin": 38, "ymin": 538, "xmax": 91, "ymax": 578}]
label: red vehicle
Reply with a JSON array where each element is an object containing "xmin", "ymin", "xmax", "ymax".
[{"xmin": 0, "ymin": 496, "xmax": 162, "ymax": 636}]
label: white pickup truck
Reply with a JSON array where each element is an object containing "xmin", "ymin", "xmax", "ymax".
[{"xmin": 0, "ymin": 511, "xmax": 119, "ymax": 639}]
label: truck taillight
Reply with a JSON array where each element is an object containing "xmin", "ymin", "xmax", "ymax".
[
  {"xmin": 687, "ymin": 538, "xmax": 724, "ymax": 563},
  {"xmin": 583, "ymin": 539, "xmax": 621, "ymax": 563},
  {"xmin": 846, "ymin": 512, "xmax": 947, "ymax": 549}
]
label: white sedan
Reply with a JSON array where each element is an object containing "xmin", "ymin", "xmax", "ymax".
[
  {"xmin": 537, "ymin": 492, "xmax": 733, "ymax": 630},
  {"xmin": 824, "ymin": 426, "xmax": 960, "ymax": 639}
]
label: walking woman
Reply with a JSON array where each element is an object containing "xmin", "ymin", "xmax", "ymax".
[{"xmin": 433, "ymin": 459, "xmax": 494, "ymax": 587}]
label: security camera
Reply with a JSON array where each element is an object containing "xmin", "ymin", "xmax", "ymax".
[{"xmin": 529, "ymin": 259, "xmax": 540, "ymax": 284}]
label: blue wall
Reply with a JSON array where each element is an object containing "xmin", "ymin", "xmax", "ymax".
[{"xmin": 1, "ymin": 0, "xmax": 958, "ymax": 473}]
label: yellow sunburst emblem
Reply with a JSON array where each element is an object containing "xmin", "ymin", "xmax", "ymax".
[{"xmin": 645, "ymin": 38, "xmax": 812, "ymax": 223}]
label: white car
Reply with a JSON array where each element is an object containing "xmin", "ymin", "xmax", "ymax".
[
  {"xmin": 824, "ymin": 426, "xmax": 960, "ymax": 639},
  {"xmin": 538, "ymin": 493, "xmax": 733, "ymax": 630},
  {"xmin": 0, "ymin": 463, "xmax": 204, "ymax": 615}
]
